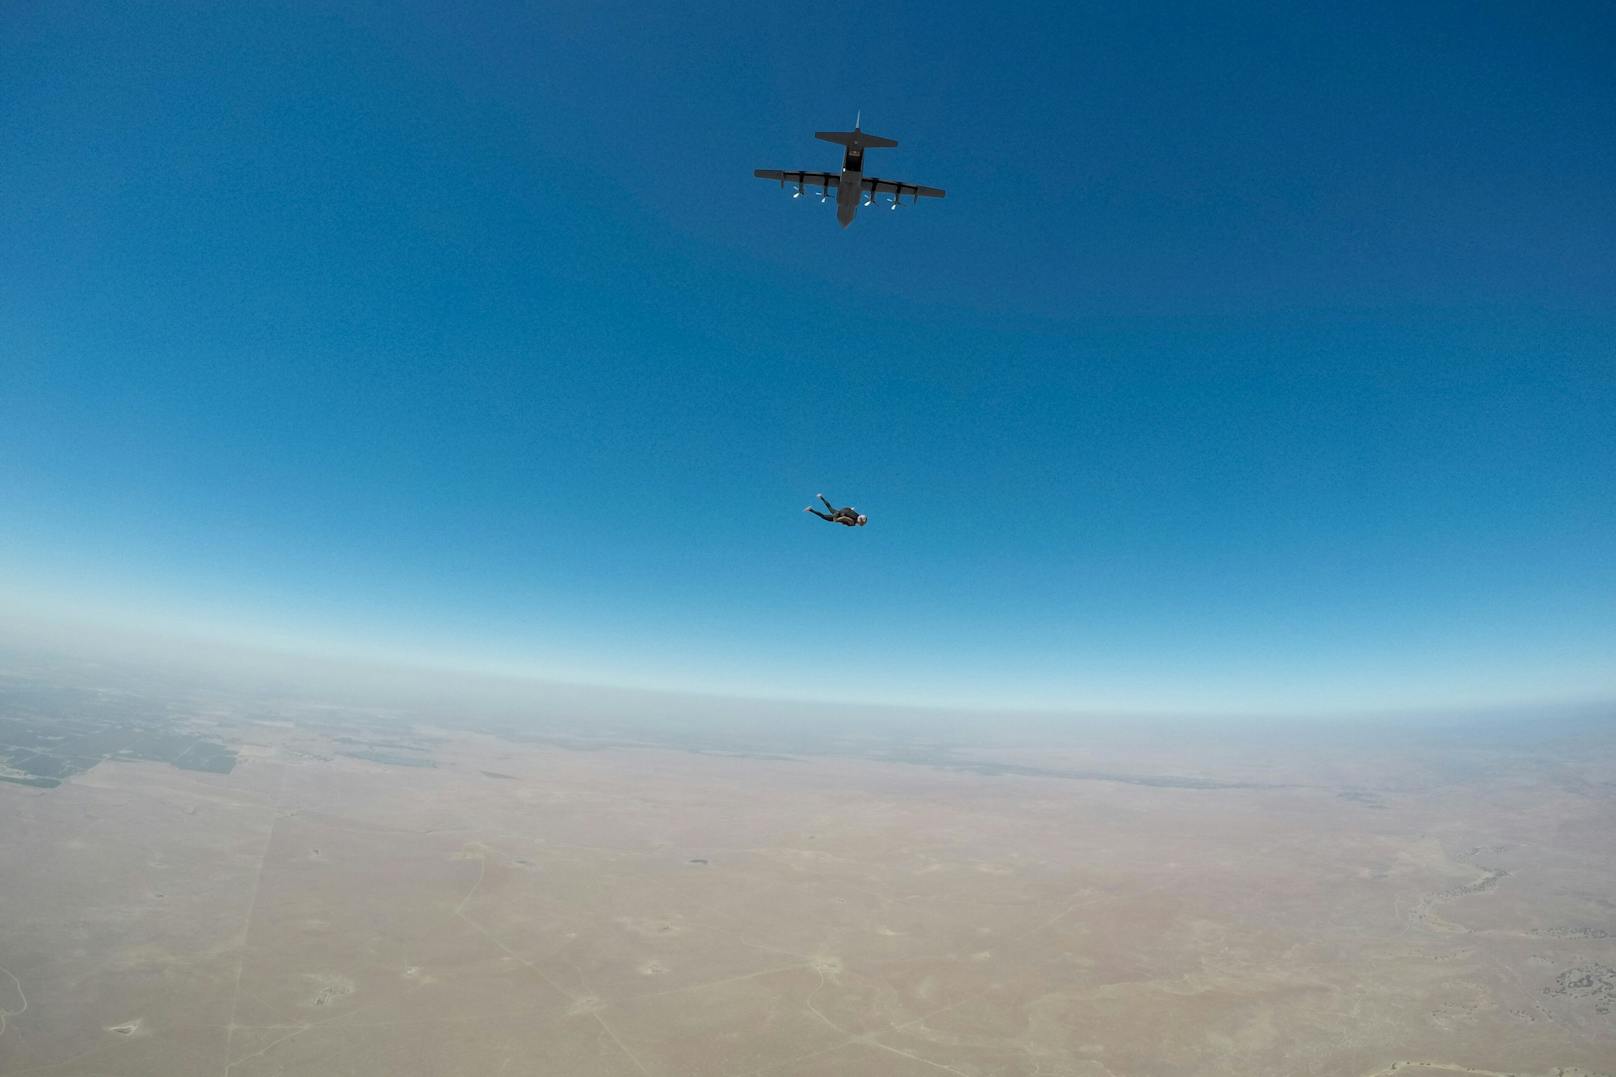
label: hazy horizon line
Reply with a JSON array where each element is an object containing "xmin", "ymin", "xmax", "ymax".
[{"xmin": 3, "ymin": 605, "xmax": 1612, "ymax": 730}]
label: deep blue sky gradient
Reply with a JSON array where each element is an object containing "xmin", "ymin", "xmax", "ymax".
[{"xmin": 3, "ymin": 2, "xmax": 1613, "ymax": 709}]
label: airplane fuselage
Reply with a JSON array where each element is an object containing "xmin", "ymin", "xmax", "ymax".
[{"xmin": 836, "ymin": 144, "xmax": 865, "ymax": 228}]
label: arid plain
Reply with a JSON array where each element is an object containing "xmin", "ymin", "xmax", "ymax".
[{"xmin": 2, "ymin": 656, "xmax": 1614, "ymax": 1076}]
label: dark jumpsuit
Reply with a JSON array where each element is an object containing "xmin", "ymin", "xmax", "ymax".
[{"xmin": 807, "ymin": 494, "xmax": 861, "ymax": 525}]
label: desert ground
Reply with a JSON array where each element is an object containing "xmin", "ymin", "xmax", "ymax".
[{"xmin": 1, "ymin": 655, "xmax": 1613, "ymax": 1076}]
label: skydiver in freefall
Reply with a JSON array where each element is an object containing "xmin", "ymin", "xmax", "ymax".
[{"xmin": 804, "ymin": 493, "xmax": 867, "ymax": 527}]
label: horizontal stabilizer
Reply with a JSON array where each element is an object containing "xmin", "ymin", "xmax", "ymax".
[{"xmin": 814, "ymin": 130, "xmax": 899, "ymax": 149}]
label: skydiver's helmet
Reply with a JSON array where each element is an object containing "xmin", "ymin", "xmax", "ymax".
[{"xmin": 856, "ymin": 514, "xmax": 868, "ymax": 526}]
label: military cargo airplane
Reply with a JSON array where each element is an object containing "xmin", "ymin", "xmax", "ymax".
[{"xmin": 754, "ymin": 115, "xmax": 946, "ymax": 228}]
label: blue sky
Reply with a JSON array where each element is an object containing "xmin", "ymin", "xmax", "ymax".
[{"xmin": 3, "ymin": 1, "xmax": 1613, "ymax": 711}]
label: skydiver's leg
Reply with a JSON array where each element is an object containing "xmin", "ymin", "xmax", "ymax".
[
  {"xmin": 818, "ymin": 494, "xmax": 836, "ymax": 512},
  {"xmin": 805, "ymin": 508, "xmax": 833, "ymax": 521}
]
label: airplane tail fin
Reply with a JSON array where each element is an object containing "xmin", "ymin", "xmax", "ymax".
[{"xmin": 815, "ymin": 130, "xmax": 899, "ymax": 149}]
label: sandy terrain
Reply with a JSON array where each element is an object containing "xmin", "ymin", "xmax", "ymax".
[{"xmin": 1, "ymin": 669, "xmax": 1613, "ymax": 1075}]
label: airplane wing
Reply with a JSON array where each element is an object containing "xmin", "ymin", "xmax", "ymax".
[
  {"xmin": 754, "ymin": 169, "xmax": 840, "ymax": 192},
  {"xmin": 861, "ymin": 176, "xmax": 946, "ymax": 202}
]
